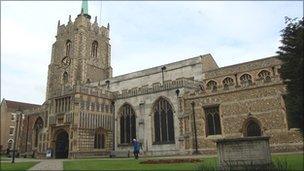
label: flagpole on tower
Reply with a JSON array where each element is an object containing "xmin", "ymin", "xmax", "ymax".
[{"xmin": 99, "ymin": 0, "xmax": 102, "ymax": 24}]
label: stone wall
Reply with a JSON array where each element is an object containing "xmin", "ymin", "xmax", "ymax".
[
  {"xmin": 90, "ymin": 54, "xmax": 218, "ymax": 92},
  {"xmin": 114, "ymin": 89, "xmax": 181, "ymax": 156},
  {"xmin": 19, "ymin": 107, "xmax": 48, "ymax": 156},
  {"xmin": 183, "ymin": 57, "xmax": 303, "ymax": 154},
  {"xmin": 46, "ymin": 13, "xmax": 112, "ymax": 100}
]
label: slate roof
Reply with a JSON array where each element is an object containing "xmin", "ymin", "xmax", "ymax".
[{"xmin": 4, "ymin": 100, "xmax": 41, "ymax": 110}]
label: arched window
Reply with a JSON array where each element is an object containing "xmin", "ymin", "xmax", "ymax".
[
  {"xmin": 86, "ymin": 79, "xmax": 91, "ymax": 84},
  {"xmin": 153, "ymin": 97, "xmax": 175, "ymax": 144},
  {"xmin": 120, "ymin": 104, "xmax": 136, "ymax": 144},
  {"xmin": 258, "ymin": 70, "xmax": 271, "ymax": 83},
  {"xmin": 66, "ymin": 40, "xmax": 71, "ymax": 57},
  {"xmin": 223, "ymin": 77, "xmax": 234, "ymax": 90},
  {"xmin": 206, "ymin": 80, "xmax": 217, "ymax": 92},
  {"xmin": 244, "ymin": 120, "xmax": 261, "ymax": 137},
  {"xmin": 33, "ymin": 117, "xmax": 43, "ymax": 147},
  {"xmin": 94, "ymin": 128, "xmax": 105, "ymax": 149},
  {"xmin": 63, "ymin": 72, "xmax": 68, "ymax": 84},
  {"xmin": 204, "ymin": 106, "xmax": 221, "ymax": 136},
  {"xmin": 91, "ymin": 41, "xmax": 98, "ymax": 58},
  {"xmin": 240, "ymin": 74, "xmax": 253, "ymax": 87}
]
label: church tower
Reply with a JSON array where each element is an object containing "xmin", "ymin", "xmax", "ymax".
[{"xmin": 46, "ymin": 2, "xmax": 112, "ymax": 99}]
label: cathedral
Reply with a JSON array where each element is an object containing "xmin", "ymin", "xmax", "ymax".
[{"xmin": 1, "ymin": 3, "xmax": 302, "ymax": 159}]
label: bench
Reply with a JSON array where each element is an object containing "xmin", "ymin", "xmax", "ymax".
[{"xmin": 109, "ymin": 151, "xmax": 130, "ymax": 158}]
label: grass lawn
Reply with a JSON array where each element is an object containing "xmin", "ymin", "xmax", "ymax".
[
  {"xmin": 64, "ymin": 153, "xmax": 303, "ymax": 171},
  {"xmin": 272, "ymin": 153, "xmax": 304, "ymax": 171},
  {"xmin": 0, "ymin": 162, "xmax": 39, "ymax": 171}
]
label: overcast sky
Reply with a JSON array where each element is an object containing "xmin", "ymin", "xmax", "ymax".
[{"xmin": 1, "ymin": 1, "xmax": 303, "ymax": 104}]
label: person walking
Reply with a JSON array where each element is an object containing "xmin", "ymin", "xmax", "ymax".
[
  {"xmin": 6, "ymin": 147, "xmax": 10, "ymax": 157},
  {"xmin": 132, "ymin": 139, "xmax": 140, "ymax": 159}
]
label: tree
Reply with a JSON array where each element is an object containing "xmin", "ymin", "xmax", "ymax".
[{"xmin": 277, "ymin": 17, "xmax": 303, "ymax": 133}]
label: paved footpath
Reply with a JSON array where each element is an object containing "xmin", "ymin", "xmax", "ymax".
[{"xmin": 28, "ymin": 159, "xmax": 63, "ymax": 171}]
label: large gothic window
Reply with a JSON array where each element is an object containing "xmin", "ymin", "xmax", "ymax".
[
  {"xmin": 204, "ymin": 106, "xmax": 221, "ymax": 136},
  {"xmin": 258, "ymin": 70, "xmax": 271, "ymax": 83},
  {"xmin": 91, "ymin": 41, "xmax": 98, "ymax": 58},
  {"xmin": 223, "ymin": 77, "xmax": 234, "ymax": 90},
  {"xmin": 153, "ymin": 97, "xmax": 175, "ymax": 144},
  {"xmin": 244, "ymin": 120, "xmax": 261, "ymax": 137},
  {"xmin": 240, "ymin": 74, "xmax": 253, "ymax": 87},
  {"xmin": 206, "ymin": 80, "xmax": 217, "ymax": 92},
  {"xmin": 94, "ymin": 128, "xmax": 105, "ymax": 149},
  {"xmin": 33, "ymin": 117, "xmax": 43, "ymax": 147},
  {"xmin": 120, "ymin": 104, "xmax": 136, "ymax": 144},
  {"xmin": 66, "ymin": 40, "xmax": 71, "ymax": 57}
]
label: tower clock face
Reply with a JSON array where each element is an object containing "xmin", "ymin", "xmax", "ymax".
[{"xmin": 61, "ymin": 56, "xmax": 71, "ymax": 68}]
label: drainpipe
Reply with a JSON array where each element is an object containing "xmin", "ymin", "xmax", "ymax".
[
  {"xmin": 191, "ymin": 101, "xmax": 200, "ymax": 155},
  {"xmin": 24, "ymin": 115, "xmax": 30, "ymax": 158},
  {"xmin": 161, "ymin": 66, "xmax": 166, "ymax": 85},
  {"xmin": 111, "ymin": 101, "xmax": 115, "ymax": 151}
]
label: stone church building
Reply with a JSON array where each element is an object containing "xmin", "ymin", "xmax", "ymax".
[{"xmin": 1, "ymin": 4, "xmax": 302, "ymax": 158}]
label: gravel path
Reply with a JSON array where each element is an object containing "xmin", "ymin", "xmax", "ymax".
[{"xmin": 28, "ymin": 159, "xmax": 63, "ymax": 171}]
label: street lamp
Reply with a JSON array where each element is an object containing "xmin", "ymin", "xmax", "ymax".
[{"xmin": 12, "ymin": 110, "xmax": 22, "ymax": 163}]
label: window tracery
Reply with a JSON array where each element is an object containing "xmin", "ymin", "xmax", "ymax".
[
  {"xmin": 153, "ymin": 97, "xmax": 175, "ymax": 144},
  {"xmin": 120, "ymin": 104, "xmax": 136, "ymax": 144},
  {"xmin": 206, "ymin": 80, "xmax": 217, "ymax": 92},
  {"xmin": 204, "ymin": 106, "xmax": 221, "ymax": 136},
  {"xmin": 240, "ymin": 74, "xmax": 253, "ymax": 87}
]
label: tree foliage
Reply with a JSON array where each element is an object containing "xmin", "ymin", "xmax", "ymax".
[{"xmin": 277, "ymin": 17, "xmax": 303, "ymax": 132}]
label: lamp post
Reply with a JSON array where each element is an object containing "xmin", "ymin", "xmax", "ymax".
[
  {"xmin": 12, "ymin": 110, "xmax": 22, "ymax": 163},
  {"xmin": 191, "ymin": 101, "xmax": 200, "ymax": 155}
]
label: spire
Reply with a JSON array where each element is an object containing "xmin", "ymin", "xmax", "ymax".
[
  {"xmin": 78, "ymin": 0, "xmax": 91, "ymax": 19},
  {"xmin": 81, "ymin": 0, "xmax": 89, "ymax": 15}
]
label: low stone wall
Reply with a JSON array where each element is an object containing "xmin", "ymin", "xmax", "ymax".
[{"xmin": 216, "ymin": 136, "xmax": 271, "ymax": 170}]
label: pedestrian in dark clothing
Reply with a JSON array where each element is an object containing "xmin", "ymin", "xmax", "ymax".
[
  {"xmin": 6, "ymin": 148, "xmax": 10, "ymax": 157},
  {"xmin": 132, "ymin": 139, "xmax": 141, "ymax": 159}
]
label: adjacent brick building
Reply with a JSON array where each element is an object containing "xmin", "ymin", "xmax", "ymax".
[{"xmin": 0, "ymin": 99, "xmax": 40, "ymax": 152}]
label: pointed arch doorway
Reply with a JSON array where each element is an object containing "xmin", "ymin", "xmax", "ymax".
[{"xmin": 55, "ymin": 130, "xmax": 69, "ymax": 158}]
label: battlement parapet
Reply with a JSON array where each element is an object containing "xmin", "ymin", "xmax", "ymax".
[{"xmin": 116, "ymin": 78, "xmax": 202, "ymax": 99}]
